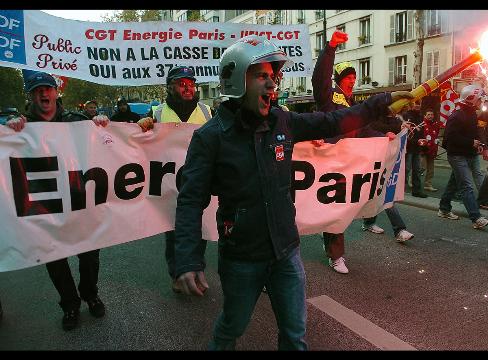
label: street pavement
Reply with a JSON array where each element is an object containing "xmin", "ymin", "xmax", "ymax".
[{"xmin": 2, "ymin": 158, "xmax": 488, "ymax": 350}]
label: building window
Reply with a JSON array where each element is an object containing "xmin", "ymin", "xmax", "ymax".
[
  {"xmin": 425, "ymin": 10, "xmax": 448, "ymax": 36},
  {"xmin": 273, "ymin": 10, "xmax": 282, "ymax": 24},
  {"xmin": 336, "ymin": 24, "xmax": 346, "ymax": 50},
  {"xmin": 390, "ymin": 11, "xmax": 413, "ymax": 43},
  {"xmin": 455, "ymin": 45, "xmax": 478, "ymax": 79},
  {"xmin": 257, "ymin": 16, "xmax": 265, "ymax": 24},
  {"xmin": 426, "ymin": 10, "xmax": 440, "ymax": 36},
  {"xmin": 396, "ymin": 11, "xmax": 407, "ymax": 42},
  {"xmin": 298, "ymin": 77, "xmax": 306, "ymax": 93},
  {"xmin": 359, "ymin": 16, "xmax": 371, "ymax": 45},
  {"xmin": 316, "ymin": 32, "xmax": 324, "ymax": 56},
  {"xmin": 395, "ymin": 56, "xmax": 407, "ymax": 84},
  {"xmin": 201, "ymin": 86, "xmax": 209, "ymax": 99},
  {"xmin": 162, "ymin": 10, "xmax": 173, "ymax": 21},
  {"xmin": 236, "ymin": 10, "xmax": 246, "ymax": 16},
  {"xmin": 315, "ymin": 10, "xmax": 324, "ymax": 21},
  {"xmin": 297, "ymin": 10, "xmax": 305, "ymax": 24},
  {"xmin": 426, "ymin": 50, "xmax": 440, "ymax": 79},
  {"xmin": 177, "ymin": 13, "xmax": 187, "ymax": 22},
  {"xmin": 359, "ymin": 58, "xmax": 371, "ymax": 85},
  {"xmin": 212, "ymin": 16, "xmax": 219, "ymax": 22}
]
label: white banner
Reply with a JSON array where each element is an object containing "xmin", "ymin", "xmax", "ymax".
[
  {"xmin": 0, "ymin": 122, "xmax": 405, "ymax": 272},
  {"xmin": 0, "ymin": 10, "xmax": 311, "ymax": 85}
]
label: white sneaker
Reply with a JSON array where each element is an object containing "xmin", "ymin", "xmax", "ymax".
[
  {"xmin": 328, "ymin": 257, "xmax": 349, "ymax": 274},
  {"xmin": 473, "ymin": 216, "xmax": 488, "ymax": 229},
  {"xmin": 362, "ymin": 224, "xmax": 385, "ymax": 234},
  {"xmin": 396, "ymin": 229, "xmax": 414, "ymax": 243},
  {"xmin": 437, "ymin": 209, "xmax": 460, "ymax": 220}
]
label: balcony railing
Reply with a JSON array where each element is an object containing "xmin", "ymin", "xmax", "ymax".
[
  {"xmin": 427, "ymin": 24, "xmax": 441, "ymax": 37},
  {"xmin": 358, "ymin": 35, "xmax": 370, "ymax": 45},
  {"xmin": 395, "ymin": 33, "xmax": 407, "ymax": 43},
  {"xmin": 394, "ymin": 75, "xmax": 407, "ymax": 84},
  {"xmin": 361, "ymin": 76, "xmax": 371, "ymax": 85}
]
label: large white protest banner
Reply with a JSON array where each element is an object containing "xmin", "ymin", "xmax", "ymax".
[
  {"xmin": 0, "ymin": 122, "xmax": 405, "ymax": 272},
  {"xmin": 0, "ymin": 10, "xmax": 311, "ymax": 85}
]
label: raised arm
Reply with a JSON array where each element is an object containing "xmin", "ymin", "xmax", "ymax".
[
  {"xmin": 291, "ymin": 91, "xmax": 413, "ymax": 142},
  {"xmin": 311, "ymin": 31, "xmax": 348, "ymax": 111}
]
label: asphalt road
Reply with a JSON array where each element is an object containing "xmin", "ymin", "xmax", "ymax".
[{"xmin": 2, "ymin": 161, "xmax": 488, "ymax": 350}]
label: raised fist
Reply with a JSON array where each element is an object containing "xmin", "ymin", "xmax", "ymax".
[{"xmin": 329, "ymin": 30, "xmax": 348, "ymax": 48}]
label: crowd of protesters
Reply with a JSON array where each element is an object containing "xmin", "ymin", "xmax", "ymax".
[{"xmin": 3, "ymin": 30, "xmax": 488, "ymax": 351}]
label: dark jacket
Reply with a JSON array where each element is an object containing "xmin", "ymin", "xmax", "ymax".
[
  {"xmin": 26, "ymin": 103, "xmax": 88, "ymax": 123},
  {"xmin": 174, "ymin": 93, "xmax": 393, "ymax": 278},
  {"xmin": 369, "ymin": 115, "xmax": 402, "ymax": 135},
  {"xmin": 82, "ymin": 110, "xmax": 97, "ymax": 120},
  {"xmin": 312, "ymin": 44, "xmax": 356, "ymax": 113},
  {"xmin": 312, "ymin": 43, "xmax": 380, "ymax": 142},
  {"xmin": 442, "ymin": 106, "xmax": 479, "ymax": 157},
  {"xmin": 404, "ymin": 109, "xmax": 424, "ymax": 154},
  {"xmin": 110, "ymin": 103, "xmax": 140, "ymax": 123}
]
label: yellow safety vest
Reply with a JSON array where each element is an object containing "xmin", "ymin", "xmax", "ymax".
[
  {"xmin": 332, "ymin": 92, "xmax": 350, "ymax": 108},
  {"xmin": 154, "ymin": 102, "xmax": 211, "ymax": 124}
]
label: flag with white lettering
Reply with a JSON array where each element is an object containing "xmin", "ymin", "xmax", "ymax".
[{"xmin": 439, "ymin": 81, "xmax": 460, "ymax": 126}]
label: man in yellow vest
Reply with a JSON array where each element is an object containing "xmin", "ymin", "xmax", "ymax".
[
  {"xmin": 138, "ymin": 66, "xmax": 211, "ymax": 293},
  {"xmin": 152, "ymin": 66, "xmax": 211, "ymax": 124}
]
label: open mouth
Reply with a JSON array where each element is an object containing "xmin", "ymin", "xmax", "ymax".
[
  {"xmin": 40, "ymin": 99, "xmax": 50, "ymax": 106},
  {"xmin": 261, "ymin": 94, "xmax": 271, "ymax": 107}
]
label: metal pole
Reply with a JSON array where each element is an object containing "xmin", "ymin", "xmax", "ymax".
[{"xmin": 323, "ymin": 10, "xmax": 327, "ymax": 41}]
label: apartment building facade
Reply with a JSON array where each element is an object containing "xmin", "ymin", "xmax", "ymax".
[{"xmin": 163, "ymin": 10, "xmax": 484, "ymax": 111}]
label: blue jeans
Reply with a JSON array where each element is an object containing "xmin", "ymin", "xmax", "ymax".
[
  {"xmin": 405, "ymin": 152, "xmax": 423, "ymax": 194},
  {"xmin": 363, "ymin": 205, "xmax": 406, "ymax": 236},
  {"xmin": 209, "ymin": 247, "xmax": 307, "ymax": 351},
  {"xmin": 439, "ymin": 155, "xmax": 483, "ymax": 222}
]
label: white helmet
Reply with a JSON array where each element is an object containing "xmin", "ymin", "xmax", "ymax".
[
  {"xmin": 219, "ymin": 35, "xmax": 293, "ymax": 98},
  {"xmin": 459, "ymin": 84, "xmax": 486, "ymax": 107}
]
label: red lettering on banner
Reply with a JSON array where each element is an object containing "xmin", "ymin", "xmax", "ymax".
[
  {"xmin": 85, "ymin": 29, "xmax": 117, "ymax": 41},
  {"xmin": 122, "ymin": 28, "xmax": 183, "ymax": 43}
]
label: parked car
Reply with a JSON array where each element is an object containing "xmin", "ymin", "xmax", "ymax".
[
  {"xmin": 127, "ymin": 102, "xmax": 152, "ymax": 117},
  {"xmin": 0, "ymin": 108, "xmax": 19, "ymax": 125}
]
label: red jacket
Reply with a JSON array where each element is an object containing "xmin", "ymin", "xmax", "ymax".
[{"xmin": 423, "ymin": 119, "xmax": 441, "ymax": 157}]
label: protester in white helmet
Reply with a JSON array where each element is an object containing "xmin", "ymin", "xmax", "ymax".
[
  {"xmin": 172, "ymin": 35, "xmax": 413, "ymax": 350},
  {"xmin": 438, "ymin": 84, "xmax": 488, "ymax": 229}
]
